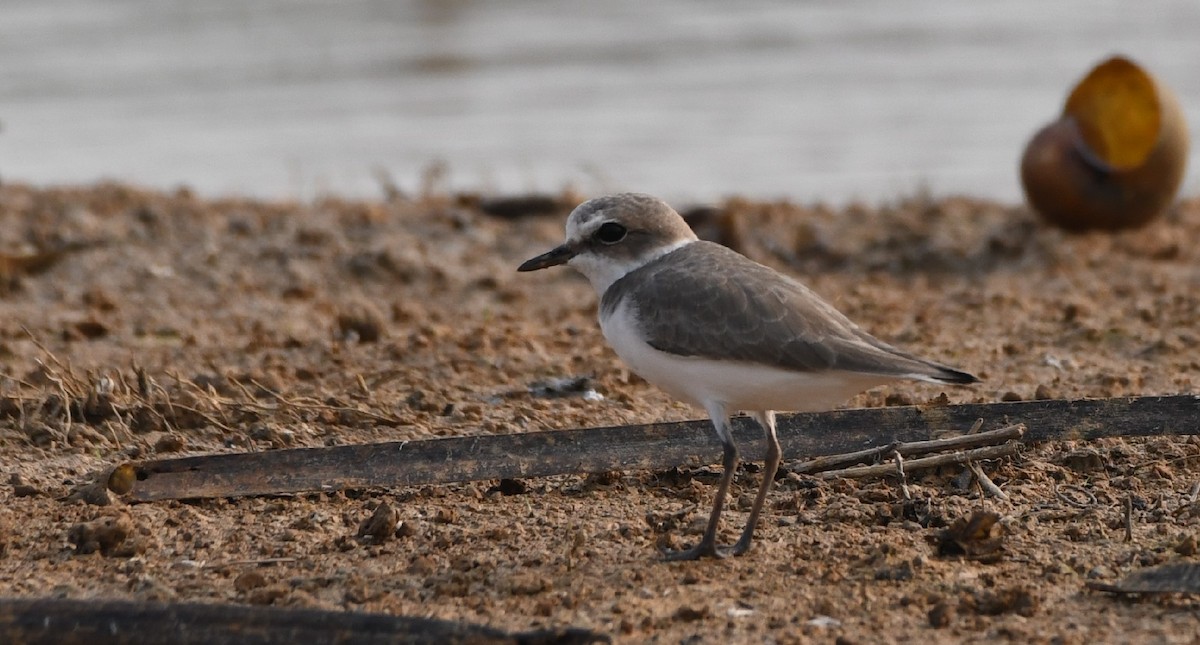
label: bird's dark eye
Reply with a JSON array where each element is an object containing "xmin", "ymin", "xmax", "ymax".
[{"xmin": 594, "ymin": 222, "xmax": 627, "ymax": 244}]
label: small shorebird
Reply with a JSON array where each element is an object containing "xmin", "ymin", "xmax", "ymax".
[{"xmin": 518, "ymin": 193, "xmax": 978, "ymax": 560}]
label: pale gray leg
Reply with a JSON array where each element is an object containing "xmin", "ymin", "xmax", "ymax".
[
  {"xmin": 663, "ymin": 402, "xmax": 738, "ymax": 561},
  {"xmin": 731, "ymin": 409, "xmax": 781, "ymax": 556}
]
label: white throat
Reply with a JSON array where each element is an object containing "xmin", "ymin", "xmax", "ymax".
[{"xmin": 569, "ymin": 238, "xmax": 695, "ymax": 295}]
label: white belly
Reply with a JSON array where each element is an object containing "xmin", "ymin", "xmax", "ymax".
[{"xmin": 599, "ymin": 301, "xmax": 891, "ymax": 413}]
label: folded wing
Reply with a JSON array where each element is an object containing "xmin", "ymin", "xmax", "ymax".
[{"xmin": 605, "ymin": 242, "xmax": 976, "ymax": 385}]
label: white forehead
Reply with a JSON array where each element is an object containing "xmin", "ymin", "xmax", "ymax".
[
  {"xmin": 565, "ymin": 197, "xmax": 614, "ymax": 240},
  {"xmin": 563, "ymin": 193, "xmax": 671, "ymax": 241}
]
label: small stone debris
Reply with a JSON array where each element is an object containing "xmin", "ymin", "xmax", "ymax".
[
  {"xmin": 408, "ymin": 555, "xmax": 436, "ymax": 575},
  {"xmin": 129, "ymin": 406, "xmax": 163, "ymax": 434},
  {"xmin": 355, "ymin": 502, "xmax": 400, "ymax": 544},
  {"xmin": 507, "ymin": 572, "xmax": 551, "ymax": 596},
  {"xmin": 67, "ymin": 425, "xmax": 109, "ymax": 447},
  {"xmin": 12, "ymin": 484, "xmax": 40, "ymax": 497},
  {"xmin": 234, "ymin": 571, "xmax": 268, "ymax": 593},
  {"xmin": 66, "ymin": 481, "xmax": 118, "ymax": 507},
  {"xmin": 583, "ymin": 471, "xmax": 622, "ymax": 487},
  {"xmin": 68, "ymin": 319, "xmax": 109, "ymax": 340},
  {"xmin": 395, "ymin": 520, "xmax": 418, "ymax": 538},
  {"xmin": 245, "ymin": 585, "xmax": 290, "ymax": 605},
  {"xmin": 336, "ymin": 302, "xmax": 386, "ymax": 343},
  {"xmin": 68, "ymin": 514, "xmax": 136, "ymax": 556},
  {"xmin": 964, "ymin": 586, "xmax": 1039, "ymax": 617},
  {"xmin": 24, "ymin": 421, "xmax": 61, "ymax": 447},
  {"xmin": 873, "ymin": 560, "xmax": 915, "ymax": 581},
  {"xmin": 153, "ymin": 433, "xmax": 186, "ymax": 453},
  {"xmin": 672, "ymin": 605, "xmax": 709, "ymax": 622},
  {"xmin": 10, "ymin": 474, "xmax": 40, "ymax": 498},
  {"xmin": 937, "ymin": 509, "xmax": 1004, "ymax": 561},
  {"xmin": 487, "ymin": 478, "xmax": 529, "ymax": 496},
  {"xmin": 1060, "ymin": 448, "xmax": 1106, "ymax": 473},
  {"xmin": 806, "ymin": 615, "xmax": 841, "ymax": 629},
  {"xmin": 927, "ymin": 600, "xmax": 955, "ymax": 628},
  {"xmin": 248, "ymin": 424, "xmax": 293, "ymax": 447}
]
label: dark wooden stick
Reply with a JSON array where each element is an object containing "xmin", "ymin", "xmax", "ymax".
[
  {"xmin": 129, "ymin": 395, "xmax": 1200, "ymax": 502},
  {"xmin": 0, "ymin": 597, "xmax": 608, "ymax": 645},
  {"xmin": 1086, "ymin": 562, "xmax": 1200, "ymax": 594}
]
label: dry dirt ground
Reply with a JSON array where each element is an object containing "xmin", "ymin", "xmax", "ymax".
[{"xmin": 1, "ymin": 182, "xmax": 1199, "ymax": 643}]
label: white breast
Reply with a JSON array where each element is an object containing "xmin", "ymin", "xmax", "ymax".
[{"xmin": 599, "ymin": 299, "xmax": 892, "ymax": 413}]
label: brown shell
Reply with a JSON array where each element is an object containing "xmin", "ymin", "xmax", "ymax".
[{"xmin": 1020, "ymin": 56, "xmax": 1189, "ymax": 231}]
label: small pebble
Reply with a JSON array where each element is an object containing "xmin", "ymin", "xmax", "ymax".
[
  {"xmin": 68, "ymin": 514, "xmax": 135, "ymax": 556},
  {"xmin": 234, "ymin": 571, "xmax": 268, "ymax": 592},
  {"xmin": 356, "ymin": 502, "xmax": 399, "ymax": 543},
  {"xmin": 1174, "ymin": 535, "xmax": 1198, "ymax": 556},
  {"xmin": 154, "ymin": 434, "xmax": 186, "ymax": 453},
  {"xmin": 928, "ymin": 601, "xmax": 954, "ymax": 628}
]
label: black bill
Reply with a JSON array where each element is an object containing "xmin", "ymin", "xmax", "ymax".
[{"xmin": 517, "ymin": 244, "xmax": 576, "ymax": 272}]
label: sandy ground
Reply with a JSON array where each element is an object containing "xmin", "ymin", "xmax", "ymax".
[{"xmin": 1, "ymin": 182, "xmax": 1199, "ymax": 643}]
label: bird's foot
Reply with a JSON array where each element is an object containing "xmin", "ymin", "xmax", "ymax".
[{"xmin": 661, "ymin": 539, "xmax": 749, "ymax": 561}]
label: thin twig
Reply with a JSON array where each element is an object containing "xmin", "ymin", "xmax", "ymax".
[
  {"xmin": 793, "ymin": 424, "xmax": 1024, "ymax": 475},
  {"xmin": 816, "ymin": 442, "xmax": 1019, "ymax": 480},
  {"xmin": 22, "ymin": 327, "xmax": 72, "ymax": 374},
  {"xmin": 968, "ymin": 460, "xmax": 1008, "ymax": 500},
  {"xmin": 791, "ymin": 441, "xmax": 899, "ymax": 474},
  {"xmin": 1053, "ymin": 483, "xmax": 1097, "ymax": 509},
  {"xmin": 247, "ymin": 378, "xmax": 405, "ymax": 425},
  {"xmin": 157, "ymin": 376, "xmax": 235, "ymax": 433},
  {"xmin": 135, "ymin": 364, "xmax": 151, "ymax": 399},
  {"xmin": 105, "ymin": 404, "xmax": 126, "ymax": 449},
  {"xmin": 1129, "ymin": 451, "xmax": 1200, "ymax": 471},
  {"xmin": 896, "ymin": 424, "xmax": 1024, "ymax": 457},
  {"xmin": 49, "ymin": 368, "xmax": 74, "ymax": 435},
  {"xmin": 169, "ymin": 371, "xmax": 236, "ymax": 429},
  {"xmin": 0, "ymin": 391, "xmax": 42, "ymax": 402},
  {"xmin": 147, "ymin": 381, "xmax": 178, "ymax": 431},
  {"xmin": 201, "ymin": 557, "xmax": 297, "ymax": 570},
  {"xmin": 223, "ymin": 373, "xmax": 261, "ymax": 403},
  {"xmin": 894, "ymin": 451, "xmax": 911, "ymax": 500},
  {"xmin": 1124, "ymin": 493, "xmax": 1134, "ymax": 542},
  {"xmin": 171, "ymin": 402, "xmax": 235, "ymax": 433}
]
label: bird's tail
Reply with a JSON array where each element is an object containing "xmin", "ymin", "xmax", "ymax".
[
  {"xmin": 924, "ymin": 365, "xmax": 980, "ymax": 385},
  {"xmin": 852, "ymin": 334, "xmax": 980, "ymax": 386}
]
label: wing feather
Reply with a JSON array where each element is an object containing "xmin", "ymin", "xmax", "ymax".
[{"xmin": 604, "ymin": 242, "xmax": 969, "ymax": 382}]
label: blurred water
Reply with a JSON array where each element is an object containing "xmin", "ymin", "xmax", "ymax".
[{"xmin": 3, "ymin": 0, "xmax": 1199, "ymax": 204}]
